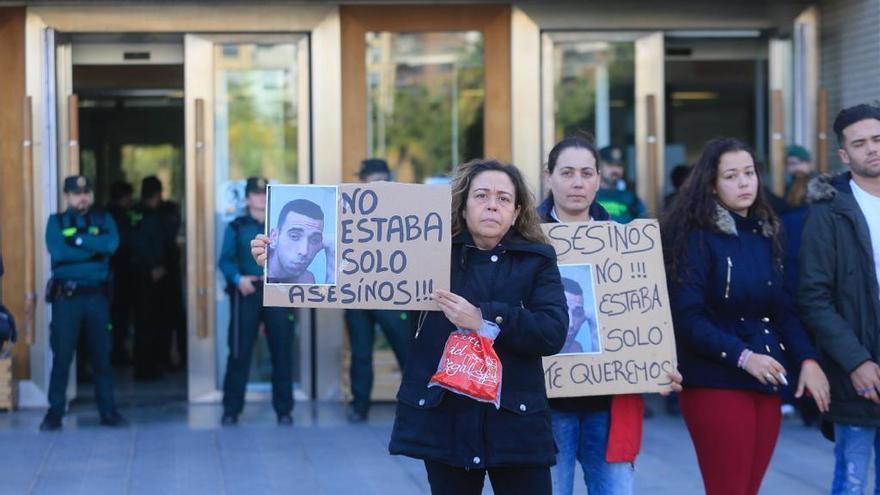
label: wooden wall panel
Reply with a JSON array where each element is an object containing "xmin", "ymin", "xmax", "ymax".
[{"xmin": 0, "ymin": 7, "xmax": 29, "ymax": 378}]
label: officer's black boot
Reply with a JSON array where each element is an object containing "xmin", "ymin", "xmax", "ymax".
[
  {"xmin": 346, "ymin": 404, "xmax": 368, "ymax": 423},
  {"xmin": 100, "ymin": 410, "xmax": 128, "ymax": 428},
  {"xmin": 39, "ymin": 412, "xmax": 62, "ymax": 432},
  {"xmin": 221, "ymin": 412, "xmax": 238, "ymax": 426},
  {"xmin": 277, "ymin": 413, "xmax": 293, "ymax": 425}
]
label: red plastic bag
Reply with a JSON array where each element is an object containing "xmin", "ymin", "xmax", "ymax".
[{"xmin": 428, "ymin": 330, "xmax": 502, "ymax": 408}]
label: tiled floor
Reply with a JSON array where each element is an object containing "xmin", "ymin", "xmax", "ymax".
[{"xmin": 0, "ymin": 395, "xmax": 856, "ymax": 495}]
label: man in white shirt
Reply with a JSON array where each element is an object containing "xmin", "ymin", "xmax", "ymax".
[{"xmin": 799, "ymin": 103, "xmax": 880, "ymax": 495}]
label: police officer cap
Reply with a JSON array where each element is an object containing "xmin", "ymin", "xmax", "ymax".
[
  {"xmin": 63, "ymin": 175, "xmax": 92, "ymax": 193},
  {"xmin": 785, "ymin": 144, "xmax": 812, "ymax": 162},
  {"xmin": 598, "ymin": 146, "xmax": 625, "ymax": 166},
  {"xmin": 245, "ymin": 177, "xmax": 268, "ymax": 196},
  {"xmin": 358, "ymin": 158, "xmax": 390, "ymax": 180}
]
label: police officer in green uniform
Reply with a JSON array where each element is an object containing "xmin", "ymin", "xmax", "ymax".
[
  {"xmin": 219, "ymin": 177, "xmax": 295, "ymax": 425},
  {"xmin": 40, "ymin": 175, "xmax": 125, "ymax": 431},
  {"xmin": 128, "ymin": 176, "xmax": 171, "ymax": 380},
  {"xmin": 344, "ymin": 159, "xmax": 414, "ymax": 422},
  {"xmin": 596, "ymin": 145, "xmax": 647, "ymax": 223}
]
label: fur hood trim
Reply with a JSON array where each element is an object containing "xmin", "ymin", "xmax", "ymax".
[
  {"xmin": 713, "ymin": 202, "xmax": 775, "ymax": 238},
  {"xmin": 806, "ymin": 173, "xmax": 846, "ymax": 203}
]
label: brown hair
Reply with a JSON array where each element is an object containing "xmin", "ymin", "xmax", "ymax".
[
  {"xmin": 661, "ymin": 137, "xmax": 782, "ymax": 280},
  {"xmin": 450, "ymin": 159, "xmax": 546, "ymax": 244}
]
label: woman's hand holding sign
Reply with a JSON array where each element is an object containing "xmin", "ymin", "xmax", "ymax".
[
  {"xmin": 433, "ymin": 289, "xmax": 483, "ymax": 332},
  {"xmin": 251, "ymin": 234, "xmax": 270, "ymax": 268}
]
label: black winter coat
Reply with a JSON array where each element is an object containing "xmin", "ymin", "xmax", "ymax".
[
  {"xmin": 388, "ymin": 230, "xmax": 568, "ymax": 468},
  {"xmin": 799, "ymin": 173, "xmax": 880, "ymax": 427}
]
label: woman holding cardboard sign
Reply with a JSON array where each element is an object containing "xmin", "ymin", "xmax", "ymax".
[
  {"xmin": 251, "ymin": 159, "xmax": 569, "ymax": 494},
  {"xmin": 539, "ymin": 135, "xmax": 682, "ymax": 495},
  {"xmin": 662, "ymin": 137, "xmax": 830, "ymax": 495}
]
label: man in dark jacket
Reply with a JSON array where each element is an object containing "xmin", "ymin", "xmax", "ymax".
[
  {"xmin": 128, "ymin": 176, "xmax": 171, "ymax": 380},
  {"xmin": 799, "ymin": 104, "xmax": 880, "ymax": 492}
]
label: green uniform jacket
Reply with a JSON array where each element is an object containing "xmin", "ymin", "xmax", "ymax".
[
  {"xmin": 218, "ymin": 214, "xmax": 265, "ymax": 288},
  {"xmin": 46, "ymin": 208, "xmax": 119, "ymax": 283}
]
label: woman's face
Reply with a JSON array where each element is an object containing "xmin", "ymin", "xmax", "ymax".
[
  {"xmin": 544, "ymin": 147, "xmax": 600, "ymax": 219},
  {"xmin": 464, "ymin": 170, "xmax": 520, "ymax": 248},
  {"xmin": 714, "ymin": 150, "xmax": 758, "ymax": 216}
]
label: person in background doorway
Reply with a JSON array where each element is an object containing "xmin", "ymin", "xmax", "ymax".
[
  {"xmin": 799, "ymin": 104, "xmax": 880, "ymax": 494},
  {"xmin": 107, "ymin": 181, "xmax": 134, "ymax": 367},
  {"xmin": 778, "ymin": 144, "xmax": 819, "ymax": 422},
  {"xmin": 219, "ymin": 177, "xmax": 295, "ymax": 426},
  {"xmin": 158, "ymin": 187, "xmax": 185, "ymax": 369},
  {"xmin": 596, "ymin": 146, "xmax": 645, "ymax": 224},
  {"xmin": 664, "ymin": 164, "xmax": 692, "ymax": 211},
  {"xmin": 783, "ymin": 145, "xmax": 815, "ymax": 209},
  {"xmin": 128, "ymin": 176, "xmax": 171, "ymax": 381},
  {"xmin": 40, "ymin": 175, "xmax": 125, "ymax": 431},
  {"xmin": 344, "ymin": 159, "xmax": 414, "ymax": 423},
  {"xmin": 662, "ymin": 137, "xmax": 830, "ymax": 495}
]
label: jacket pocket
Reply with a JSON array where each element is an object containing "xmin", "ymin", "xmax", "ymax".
[
  {"xmin": 499, "ymin": 388, "xmax": 549, "ymax": 416},
  {"xmin": 397, "ymin": 381, "xmax": 446, "ymax": 409}
]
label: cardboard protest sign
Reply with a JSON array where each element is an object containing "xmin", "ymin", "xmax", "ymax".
[
  {"xmin": 542, "ymin": 220, "xmax": 677, "ymax": 397},
  {"xmin": 263, "ymin": 182, "xmax": 450, "ymax": 310}
]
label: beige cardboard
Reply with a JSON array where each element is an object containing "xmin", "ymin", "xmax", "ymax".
[
  {"xmin": 264, "ymin": 182, "xmax": 450, "ymax": 310},
  {"xmin": 542, "ymin": 220, "xmax": 678, "ymax": 397}
]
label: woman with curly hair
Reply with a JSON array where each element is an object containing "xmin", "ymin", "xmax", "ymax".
[{"xmin": 661, "ymin": 137, "xmax": 830, "ymax": 495}]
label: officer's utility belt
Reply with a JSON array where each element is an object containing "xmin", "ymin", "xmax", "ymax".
[{"xmin": 45, "ymin": 278, "xmax": 108, "ymax": 303}]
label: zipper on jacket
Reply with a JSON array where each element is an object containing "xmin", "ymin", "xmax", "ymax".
[
  {"xmin": 724, "ymin": 257, "xmax": 732, "ymax": 299},
  {"xmin": 414, "ymin": 311, "xmax": 428, "ymax": 339}
]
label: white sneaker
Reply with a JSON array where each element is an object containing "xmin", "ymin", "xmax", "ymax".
[{"xmin": 781, "ymin": 404, "xmax": 796, "ymax": 417}]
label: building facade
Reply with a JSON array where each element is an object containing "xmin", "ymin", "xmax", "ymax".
[{"xmin": 0, "ymin": 0, "xmax": 859, "ymax": 407}]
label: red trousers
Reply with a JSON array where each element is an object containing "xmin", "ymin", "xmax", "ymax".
[{"xmin": 680, "ymin": 388, "xmax": 781, "ymax": 495}]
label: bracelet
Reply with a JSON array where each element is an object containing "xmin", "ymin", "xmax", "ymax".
[{"xmin": 737, "ymin": 349, "xmax": 753, "ymax": 369}]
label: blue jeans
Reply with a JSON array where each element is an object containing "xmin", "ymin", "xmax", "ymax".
[
  {"xmin": 550, "ymin": 410, "xmax": 634, "ymax": 495},
  {"xmin": 831, "ymin": 424, "xmax": 880, "ymax": 495}
]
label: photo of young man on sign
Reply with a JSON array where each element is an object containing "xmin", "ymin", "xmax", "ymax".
[
  {"xmin": 265, "ymin": 184, "xmax": 337, "ymax": 285},
  {"xmin": 558, "ymin": 263, "xmax": 602, "ymax": 355}
]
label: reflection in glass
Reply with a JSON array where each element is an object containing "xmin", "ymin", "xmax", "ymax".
[
  {"xmin": 213, "ymin": 41, "xmax": 305, "ymax": 390},
  {"xmin": 366, "ymin": 31, "xmax": 485, "ymax": 183},
  {"xmin": 215, "ymin": 43, "xmax": 299, "ymax": 186},
  {"xmin": 552, "ymin": 40, "xmax": 635, "ymax": 162}
]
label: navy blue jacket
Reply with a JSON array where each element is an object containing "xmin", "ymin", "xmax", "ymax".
[
  {"xmin": 781, "ymin": 205, "xmax": 808, "ymax": 297},
  {"xmin": 670, "ymin": 204, "xmax": 818, "ymax": 394},
  {"xmin": 536, "ymin": 194, "xmax": 610, "ymax": 224},
  {"xmin": 127, "ymin": 203, "xmax": 167, "ymax": 270},
  {"xmin": 388, "ymin": 230, "xmax": 568, "ymax": 468}
]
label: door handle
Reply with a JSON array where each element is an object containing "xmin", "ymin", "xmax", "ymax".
[
  {"xmin": 645, "ymin": 93, "xmax": 659, "ymax": 217},
  {"xmin": 22, "ymin": 96, "xmax": 36, "ymax": 346},
  {"xmin": 67, "ymin": 94, "xmax": 79, "ymax": 176},
  {"xmin": 195, "ymin": 98, "xmax": 210, "ymax": 339}
]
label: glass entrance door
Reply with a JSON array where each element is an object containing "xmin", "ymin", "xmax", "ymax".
[
  {"xmin": 184, "ymin": 34, "xmax": 311, "ymax": 403},
  {"xmin": 541, "ymin": 31, "xmax": 665, "ymax": 216}
]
